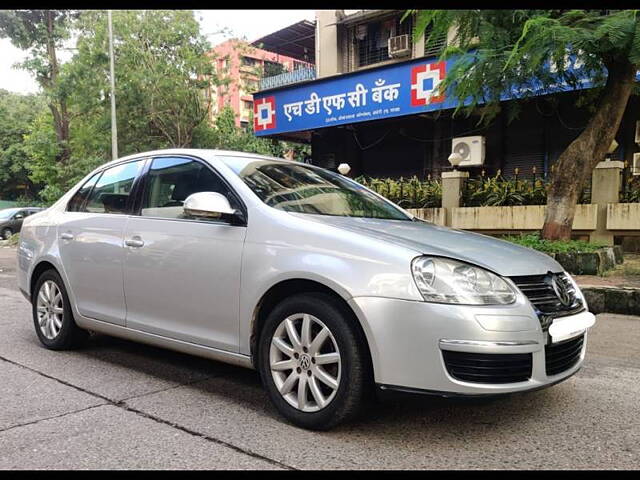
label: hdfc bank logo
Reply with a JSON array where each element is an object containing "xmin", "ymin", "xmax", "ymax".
[
  {"xmin": 410, "ymin": 61, "xmax": 446, "ymax": 107},
  {"xmin": 254, "ymin": 96, "xmax": 276, "ymax": 131}
]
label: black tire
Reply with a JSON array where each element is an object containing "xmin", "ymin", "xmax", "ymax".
[
  {"xmin": 258, "ymin": 292, "xmax": 369, "ymax": 430},
  {"xmin": 32, "ymin": 269, "xmax": 88, "ymax": 350},
  {"xmin": 1, "ymin": 228, "xmax": 12, "ymax": 240}
]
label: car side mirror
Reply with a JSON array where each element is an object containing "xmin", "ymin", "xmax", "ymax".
[
  {"xmin": 183, "ymin": 192, "xmax": 245, "ymax": 225},
  {"xmin": 14, "ymin": 214, "xmax": 24, "ymax": 220}
]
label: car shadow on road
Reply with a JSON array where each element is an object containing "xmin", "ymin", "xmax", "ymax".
[{"xmin": 73, "ymin": 332, "xmax": 573, "ymax": 434}]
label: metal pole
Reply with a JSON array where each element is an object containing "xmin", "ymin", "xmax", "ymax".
[{"xmin": 108, "ymin": 10, "xmax": 118, "ymax": 160}]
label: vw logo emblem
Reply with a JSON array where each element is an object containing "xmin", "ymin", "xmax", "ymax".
[
  {"xmin": 299, "ymin": 354, "xmax": 311, "ymax": 370},
  {"xmin": 551, "ymin": 273, "xmax": 573, "ymax": 307}
]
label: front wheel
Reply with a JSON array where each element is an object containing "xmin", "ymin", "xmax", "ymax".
[
  {"xmin": 1, "ymin": 228, "xmax": 12, "ymax": 240},
  {"xmin": 258, "ymin": 293, "xmax": 368, "ymax": 430}
]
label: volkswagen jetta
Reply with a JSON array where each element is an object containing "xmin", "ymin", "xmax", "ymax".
[{"xmin": 16, "ymin": 149, "xmax": 595, "ymax": 430}]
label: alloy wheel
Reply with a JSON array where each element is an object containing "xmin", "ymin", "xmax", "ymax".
[
  {"xmin": 269, "ymin": 313, "xmax": 342, "ymax": 413},
  {"xmin": 36, "ymin": 280, "xmax": 64, "ymax": 340}
]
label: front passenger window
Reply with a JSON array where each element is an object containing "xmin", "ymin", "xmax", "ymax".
[{"xmin": 140, "ymin": 157, "xmax": 240, "ymax": 220}]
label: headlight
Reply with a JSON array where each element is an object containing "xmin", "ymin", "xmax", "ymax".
[
  {"xmin": 411, "ymin": 256, "xmax": 516, "ymax": 305},
  {"xmin": 563, "ymin": 271, "xmax": 587, "ymax": 309}
]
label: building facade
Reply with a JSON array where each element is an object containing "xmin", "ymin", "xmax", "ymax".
[
  {"xmin": 252, "ymin": 10, "xmax": 640, "ymax": 181},
  {"xmin": 205, "ymin": 39, "xmax": 313, "ymax": 128}
]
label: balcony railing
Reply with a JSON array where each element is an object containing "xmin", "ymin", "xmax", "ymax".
[{"xmin": 260, "ymin": 66, "xmax": 316, "ymax": 91}]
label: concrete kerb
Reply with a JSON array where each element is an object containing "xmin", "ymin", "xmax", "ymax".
[{"xmin": 580, "ymin": 285, "xmax": 640, "ymax": 316}]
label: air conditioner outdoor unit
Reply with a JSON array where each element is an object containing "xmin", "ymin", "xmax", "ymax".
[
  {"xmin": 451, "ymin": 136, "xmax": 486, "ymax": 167},
  {"xmin": 633, "ymin": 152, "xmax": 640, "ymax": 176},
  {"xmin": 388, "ymin": 34, "xmax": 411, "ymax": 58}
]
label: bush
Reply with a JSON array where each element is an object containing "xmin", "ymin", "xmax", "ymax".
[
  {"xmin": 4, "ymin": 233, "xmax": 20, "ymax": 246},
  {"xmin": 621, "ymin": 176, "xmax": 640, "ymax": 203},
  {"xmin": 502, "ymin": 232, "xmax": 605, "ymax": 254},
  {"xmin": 462, "ymin": 172, "xmax": 591, "ymax": 207},
  {"xmin": 354, "ymin": 175, "xmax": 442, "ymax": 208},
  {"xmin": 13, "ymin": 194, "xmax": 55, "ymax": 208}
]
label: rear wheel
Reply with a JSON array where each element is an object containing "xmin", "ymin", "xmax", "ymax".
[
  {"xmin": 258, "ymin": 292, "xmax": 368, "ymax": 430},
  {"xmin": 1, "ymin": 228, "xmax": 12, "ymax": 240},
  {"xmin": 32, "ymin": 269, "xmax": 88, "ymax": 350}
]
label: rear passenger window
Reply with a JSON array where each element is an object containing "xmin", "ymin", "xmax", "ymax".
[
  {"xmin": 67, "ymin": 172, "xmax": 102, "ymax": 212},
  {"xmin": 84, "ymin": 160, "xmax": 144, "ymax": 214}
]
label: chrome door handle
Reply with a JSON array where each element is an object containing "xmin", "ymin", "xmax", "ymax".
[
  {"xmin": 125, "ymin": 237, "xmax": 145, "ymax": 248},
  {"xmin": 60, "ymin": 232, "xmax": 74, "ymax": 241}
]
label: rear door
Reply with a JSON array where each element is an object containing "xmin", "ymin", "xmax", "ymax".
[
  {"xmin": 122, "ymin": 155, "xmax": 247, "ymax": 351},
  {"xmin": 57, "ymin": 159, "xmax": 146, "ymax": 325}
]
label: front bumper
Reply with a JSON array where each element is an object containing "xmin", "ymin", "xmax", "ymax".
[{"xmin": 348, "ymin": 295, "xmax": 590, "ymax": 395}]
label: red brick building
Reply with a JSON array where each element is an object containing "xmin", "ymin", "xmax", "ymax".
[{"xmin": 205, "ymin": 39, "xmax": 313, "ymax": 129}]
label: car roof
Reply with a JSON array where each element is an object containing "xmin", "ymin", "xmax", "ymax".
[{"xmin": 100, "ymin": 148, "xmax": 295, "ymax": 171}]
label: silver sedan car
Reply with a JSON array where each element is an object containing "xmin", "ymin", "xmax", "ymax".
[{"xmin": 17, "ymin": 149, "xmax": 595, "ymax": 430}]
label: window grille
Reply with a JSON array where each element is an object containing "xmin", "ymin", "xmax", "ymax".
[
  {"xmin": 354, "ymin": 15, "xmax": 413, "ymax": 68},
  {"xmin": 423, "ymin": 24, "xmax": 447, "ymax": 57}
]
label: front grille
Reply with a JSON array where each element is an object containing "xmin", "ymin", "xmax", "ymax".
[
  {"xmin": 510, "ymin": 273, "xmax": 583, "ymax": 331},
  {"xmin": 545, "ymin": 334, "xmax": 584, "ymax": 376},
  {"xmin": 442, "ymin": 350, "xmax": 532, "ymax": 384}
]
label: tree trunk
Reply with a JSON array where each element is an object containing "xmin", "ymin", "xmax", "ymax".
[
  {"xmin": 541, "ymin": 59, "xmax": 637, "ymax": 240},
  {"xmin": 44, "ymin": 10, "xmax": 71, "ymax": 164}
]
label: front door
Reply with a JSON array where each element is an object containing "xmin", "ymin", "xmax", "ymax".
[
  {"xmin": 10, "ymin": 210, "xmax": 27, "ymax": 232},
  {"xmin": 58, "ymin": 159, "xmax": 145, "ymax": 325},
  {"xmin": 122, "ymin": 156, "xmax": 247, "ymax": 352}
]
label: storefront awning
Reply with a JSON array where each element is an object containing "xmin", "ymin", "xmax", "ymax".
[{"xmin": 251, "ymin": 20, "xmax": 316, "ymax": 64}]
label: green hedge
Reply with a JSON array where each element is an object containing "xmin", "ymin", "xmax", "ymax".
[
  {"xmin": 502, "ymin": 233, "xmax": 605, "ymax": 254},
  {"xmin": 354, "ymin": 175, "xmax": 442, "ymax": 209},
  {"xmin": 354, "ymin": 172, "xmax": 593, "ymax": 209},
  {"xmin": 462, "ymin": 172, "xmax": 591, "ymax": 207}
]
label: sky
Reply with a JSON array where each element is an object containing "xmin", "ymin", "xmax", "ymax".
[{"xmin": 0, "ymin": 9, "xmax": 317, "ymax": 95}]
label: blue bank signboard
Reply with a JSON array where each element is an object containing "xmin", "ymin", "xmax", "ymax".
[
  {"xmin": 253, "ymin": 57, "xmax": 457, "ymax": 136},
  {"xmin": 253, "ymin": 54, "xmax": 640, "ymax": 137}
]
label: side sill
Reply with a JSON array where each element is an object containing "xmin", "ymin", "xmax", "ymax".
[{"xmin": 76, "ymin": 315, "xmax": 254, "ymax": 370}]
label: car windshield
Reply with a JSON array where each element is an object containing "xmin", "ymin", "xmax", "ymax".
[
  {"xmin": 0, "ymin": 208, "xmax": 20, "ymax": 220},
  {"xmin": 223, "ymin": 158, "xmax": 411, "ymax": 221}
]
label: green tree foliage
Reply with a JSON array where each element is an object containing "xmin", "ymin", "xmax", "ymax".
[
  {"xmin": 0, "ymin": 10, "xmax": 76, "ymax": 164},
  {"xmin": 409, "ymin": 10, "xmax": 638, "ymax": 120},
  {"xmin": 409, "ymin": 9, "xmax": 640, "ymax": 239},
  {"xmin": 192, "ymin": 106, "xmax": 309, "ymax": 159},
  {"xmin": 192, "ymin": 106, "xmax": 272, "ymax": 154},
  {"xmin": 68, "ymin": 10, "xmax": 216, "ymax": 153},
  {"xmin": 21, "ymin": 10, "xmax": 221, "ymax": 199},
  {"xmin": 1, "ymin": 10, "xmax": 309, "ymax": 204},
  {"xmin": 0, "ymin": 90, "xmax": 47, "ymax": 200}
]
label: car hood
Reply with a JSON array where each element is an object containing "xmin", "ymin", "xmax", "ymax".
[{"xmin": 293, "ymin": 214, "xmax": 563, "ymax": 277}]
